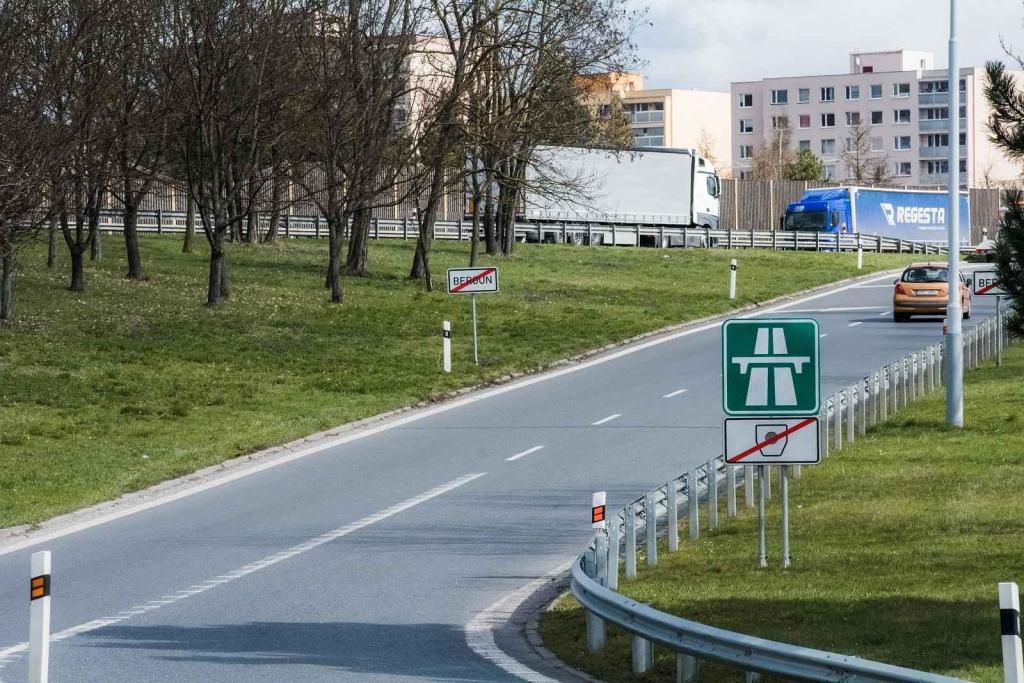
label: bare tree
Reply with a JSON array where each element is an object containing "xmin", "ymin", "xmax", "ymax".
[
  {"xmin": 841, "ymin": 121, "xmax": 890, "ymax": 184},
  {"xmin": 752, "ymin": 125, "xmax": 793, "ymax": 180}
]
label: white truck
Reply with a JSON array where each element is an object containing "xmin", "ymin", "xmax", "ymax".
[{"xmin": 521, "ymin": 146, "xmax": 721, "ymax": 246}]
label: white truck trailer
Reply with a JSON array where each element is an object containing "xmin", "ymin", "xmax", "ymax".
[{"xmin": 521, "ymin": 146, "xmax": 721, "ymax": 246}]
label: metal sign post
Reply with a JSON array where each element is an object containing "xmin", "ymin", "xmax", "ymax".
[
  {"xmin": 757, "ymin": 466, "xmax": 767, "ymax": 569},
  {"xmin": 780, "ymin": 465, "xmax": 791, "ymax": 568},
  {"xmin": 447, "ymin": 268, "xmax": 499, "ymax": 367}
]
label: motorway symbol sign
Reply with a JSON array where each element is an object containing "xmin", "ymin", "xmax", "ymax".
[
  {"xmin": 724, "ymin": 417, "xmax": 820, "ymax": 465},
  {"xmin": 722, "ymin": 318, "xmax": 820, "ymax": 416},
  {"xmin": 447, "ymin": 267, "xmax": 499, "ymax": 294},
  {"xmin": 974, "ymin": 271, "xmax": 1005, "ymax": 296}
]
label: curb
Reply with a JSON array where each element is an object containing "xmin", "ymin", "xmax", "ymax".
[{"xmin": 0, "ymin": 266, "xmax": 900, "ymax": 549}]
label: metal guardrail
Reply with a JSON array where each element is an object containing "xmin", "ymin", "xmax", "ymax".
[
  {"xmin": 91, "ymin": 209, "xmax": 954, "ymax": 255},
  {"xmin": 570, "ymin": 316, "xmax": 1006, "ymax": 682}
]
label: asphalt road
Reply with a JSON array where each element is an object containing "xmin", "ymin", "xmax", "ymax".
[{"xmin": 0, "ymin": 265, "xmax": 1000, "ymax": 682}]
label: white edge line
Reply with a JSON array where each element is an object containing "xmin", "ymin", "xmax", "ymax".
[
  {"xmin": 506, "ymin": 446, "xmax": 545, "ymax": 462},
  {"xmin": 591, "ymin": 414, "xmax": 621, "ymax": 426},
  {"xmin": 848, "ymin": 321, "xmax": 863, "ymax": 327},
  {"xmin": 662, "ymin": 388, "xmax": 688, "ymax": 398},
  {"xmin": 819, "ymin": 333, "xmax": 828, "ymax": 338},
  {"xmin": 0, "ymin": 472, "xmax": 487, "ymax": 662},
  {"xmin": 0, "ymin": 269, "xmax": 901, "ymax": 557}
]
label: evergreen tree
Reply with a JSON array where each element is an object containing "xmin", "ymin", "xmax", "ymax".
[{"xmin": 786, "ymin": 149, "xmax": 824, "ymax": 182}]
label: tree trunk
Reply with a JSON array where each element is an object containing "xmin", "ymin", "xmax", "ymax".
[
  {"xmin": 47, "ymin": 219, "xmax": 56, "ymax": 268},
  {"xmin": 183, "ymin": 193, "xmax": 195, "ymax": 253},
  {"xmin": 123, "ymin": 201, "xmax": 145, "ymax": 280},
  {"xmin": 206, "ymin": 229, "xmax": 226, "ymax": 306},
  {"xmin": 483, "ymin": 170, "xmax": 498, "ymax": 255},
  {"xmin": 69, "ymin": 248, "xmax": 85, "ymax": 292},
  {"xmin": 326, "ymin": 213, "xmax": 345, "ymax": 303},
  {"xmin": 90, "ymin": 226, "xmax": 103, "ymax": 260},
  {"xmin": 263, "ymin": 173, "xmax": 284, "ymax": 244},
  {"xmin": 410, "ymin": 167, "xmax": 444, "ymax": 290},
  {"xmin": 345, "ymin": 208, "xmax": 371, "ymax": 276},
  {"xmin": 245, "ymin": 209, "xmax": 256, "ymax": 243},
  {"xmin": 0, "ymin": 249, "xmax": 13, "ymax": 321}
]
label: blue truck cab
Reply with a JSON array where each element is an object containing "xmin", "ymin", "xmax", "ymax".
[{"xmin": 783, "ymin": 186, "xmax": 970, "ymax": 246}]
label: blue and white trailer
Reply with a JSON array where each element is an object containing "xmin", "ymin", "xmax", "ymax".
[{"xmin": 783, "ymin": 187, "xmax": 970, "ymax": 246}]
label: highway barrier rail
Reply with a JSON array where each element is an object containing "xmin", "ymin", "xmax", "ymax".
[
  {"xmin": 569, "ymin": 317, "xmax": 1006, "ymax": 682},
  {"xmin": 90, "ymin": 209, "xmax": 955, "ymax": 254}
]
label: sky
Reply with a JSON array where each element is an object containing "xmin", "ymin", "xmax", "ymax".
[{"xmin": 631, "ymin": 0, "xmax": 1024, "ymax": 91}]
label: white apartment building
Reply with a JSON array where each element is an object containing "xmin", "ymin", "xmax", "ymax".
[{"xmin": 731, "ymin": 50, "xmax": 1020, "ymax": 187}]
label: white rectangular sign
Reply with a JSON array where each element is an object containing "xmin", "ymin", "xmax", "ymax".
[
  {"xmin": 973, "ymin": 271, "xmax": 1005, "ymax": 296},
  {"xmin": 724, "ymin": 417, "xmax": 820, "ymax": 465},
  {"xmin": 447, "ymin": 267, "xmax": 499, "ymax": 295}
]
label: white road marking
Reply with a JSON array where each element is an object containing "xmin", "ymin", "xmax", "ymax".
[
  {"xmin": 591, "ymin": 414, "xmax": 622, "ymax": 426},
  {"xmin": 0, "ymin": 270, "xmax": 902, "ymax": 557},
  {"xmin": 0, "ymin": 472, "xmax": 487, "ymax": 667},
  {"xmin": 506, "ymin": 446, "xmax": 545, "ymax": 462},
  {"xmin": 769, "ymin": 306, "xmax": 885, "ymax": 313},
  {"xmin": 465, "ymin": 560, "xmax": 573, "ymax": 683},
  {"xmin": 819, "ymin": 333, "xmax": 828, "ymax": 338},
  {"xmin": 879, "ymin": 310, "xmax": 892, "ymax": 317},
  {"xmin": 853, "ymin": 284, "xmax": 897, "ymax": 289},
  {"xmin": 848, "ymin": 322, "xmax": 863, "ymax": 327},
  {"xmin": 662, "ymin": 388, "xmax": 688, "ymax": 398}
]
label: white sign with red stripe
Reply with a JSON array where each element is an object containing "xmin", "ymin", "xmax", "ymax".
[
  {"xmin": 724, "ymin": 417, "xmax": 820, "ymax": 465},
  {"xmin": 447, "ymin": 267, "xmax": 499, "ymax": 294},
  {"xmin": 973, "ymin": 271, "xmax": 1005, "ymax": 296}
]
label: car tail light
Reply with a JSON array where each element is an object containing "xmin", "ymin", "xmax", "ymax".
[{"xmin": 895, "ymin": 283, "xmax": 908, "ymax": 295}]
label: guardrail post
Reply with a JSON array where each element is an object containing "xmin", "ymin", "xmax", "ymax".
[
  {"xmin": 29, "ymin": 550, "xmax": 51, "ymax": 683},
  {"xmin": 156, "ymin": 209, "xmax": 163, "ymax": 235},
  {"xmin": 632, "ymin": 629, "xmax": 653, "ymax": 674},
  {"xmin": 682, "ymin": 224, "xmax": 688, "ymax": 247},
  {"xmin": 373, "ymin": 217, "xmax": 379, "ymax": 240},
  {"xmin": 919, "ymin": 350, "xmax": 927, "ymax": 395},
  {"xmin": 927, "ymin": 347, "xmax": 936, "ymax": 392},
  {"xmin": 611, "ymin": 223, "xmax": 617, "ymax": 245},
  {"xmin": 834, "ymin": 390, "xmax": 843, "ymax": 451},
  {"xmin": 999, "ymin": 297, "xmax": 1004, "ymax": 367},
  {"xmin": 871, "ymin": 372, "xmax": 880, "ymax": 427},
  {"xmin": 877, "ymin": 234, "xmax": 883, "ymax": 253},
  {"xmin": 688, "ymin": 469, "xmax": 700, "ymax": 540},
  {"xmin": 646, "ymin": 492, "xmax": 657, "ymax": 567},
  {"xmin": 607, "ymin": 517, "xmax": 620, "ymax": 591},
  {"xmin": 909, "ymin": 355, "xmax": 917, "ymax": 403},
  {"xmin": 584, "ymin": 547, "xmax": 606, "ymax": 652},
  {"xmin": 667, "ymin": 482, "xmax": 679, "ymax": 552},
  {"xmin": 744, "ymin": 672, "xmax": 763, "ymax": 683},
  {"xmin": 705, "ymin": 225, "xmax": 711, "ymax": 249},
  {"xmin": 402, "ymin": 217, "xmax": 408, "ymax": 240},
  {"xmin": 727, "ymin": 465, "xmax": 737, "ymax": 517},
  {"xmin": 677, "ymin": 652, "xmax": 699, "ymax": 682},
  {"xmin": 625, "ymin": 504, "xmax": 637, "ymax": 579},
  {"xmin": 815, "ymin": 231, "xmax": 821, "ymax": 251},
  {"xmin": 1001, "ymin": 582, "xmax": 1024, "ymax": 683},
  {"xmin": 847, "ymin": 386, "xmax": 855, "ymax": 443},
  {"xmin": 587, "ymin": 223, "xmax": 593, "ymax": 245},
  {"xmin": 457, "ymin": 218, "xmax": 464, "ymax": 240},
  {"xmin": 727, "ymin": 227, "xmax": 733, "ymax": 249},
  {"xmin": 880, "ymin": 368, "xmax": 888, "ymax": 422},
  {"xmin": 560, "ymin": 221, "xmax": 567, "ymax": 243},
  {"xmin": 707, "ymin": 460, "xmax": 718, "ymax": 531},
  {"xmin": 858, "ymin": 379, "xmax": 867, "ymax": 437},
  {"xmin": 903, "ymin": 357, "xmax": 911, "ymax": 406},
  {"xmin": 744, "ymin": 465, "xmax": 754, "ymax": 508},
  {"xmin": 659, "ymin": 224, "xmax": 666, "ymax": 248},
  {"xmin": 822, "ymin": 403, "xmax": 830, "ymax": 459}
]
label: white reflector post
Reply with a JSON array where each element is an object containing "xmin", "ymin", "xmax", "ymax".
[
  {"xmin": 591, "ymin": 491, "xmax": 607, "ymax": 529},
  {"xmin": 442, "ymin": 321, "xmax": 451, "ymax": 373},
  {"xmin": 1001, "ymin": 582, "xmax": 1023, "ymax": 683},
  {"xmin": 729, "ymin": 259, "xmax": 737, "ymax": 300},
  {"xmin": 29, "ymin": 550, "xmax": 51, "ymax": 683}
]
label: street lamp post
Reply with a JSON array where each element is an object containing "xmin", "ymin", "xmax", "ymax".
[{"xmin": 946, "ymin": 0, "xmax": 964, "ymax": 427}]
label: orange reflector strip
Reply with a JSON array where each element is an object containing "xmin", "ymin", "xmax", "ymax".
[
  {"xmin": 591, "ymin": 505, "xmax": 606, "ymax": 524},
  {"xmin": 30, "ymin": 574, "xmax": 50, "ymax": 601}
]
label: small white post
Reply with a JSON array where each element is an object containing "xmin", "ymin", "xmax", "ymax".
[
  {"xmin": 857, "ymin": 247, "xmax": 863, "ymax": 270},
  {"xmin": 471, "ymin": 295, "xmax": 479, "ymax": 366},
  {"xmin": 442, "ymin": 321, "xmax": 452, "ymax": 373},
  {"xmin": 29, "ymin": 550, "xmax": 51, "ymax": 683},
  {"xmin": 591, "ymin": 491, "xmax": 606, "ymax": 531},
  {"xmin": 1000, "ymin": 582, "xmax": 1024, "ymax": 683},
  {"xmin": 729, "ymin": 259, "xmax": 737, "ymax": 300}
]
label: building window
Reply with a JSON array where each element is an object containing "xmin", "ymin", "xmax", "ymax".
[
  {"xmin": 960, "ymin": 132, "xmax": 967, "ymax": 145},
  {"xmin": 633, "ymin": 127, "xmax": 664, "ymax": 147},
  {"xmin": 845, "ymin": 85, "xmax": 860, "ymax": 101},
  {"xmin": 739, "ymin": 119, "xmax": 754, "ymax": 134},
  {"xmin": 894, "ymin": 136, "xmax": 912, "ymax": 150},
  {"xmin": 824, "ymin": 163, "xmax": 837, "ymax": 179},
  {"xmin": 739, "ymin": 170, "xmax": 754, "ymax": 180},
  {"xmin": 863, "ymin": 66, "xmax": 874, "ymax": 73},
  {"xmin": 771, "ymin": 89, "xmax": 789, "ymax": 105},
  {"xmin": 821, "ymin": 113, "xmax": 836, "ymax": 128},
  {"xmin": 894, "ymin": 109, "xmax": 911, "ymax": 124},
  {"xmin": 870, "ymin": 110, "xmax": 883, "ymax": 125},
  {"xmin": 845, "ymin": 137, "xmax": 856, "ymax": 152},
  {"xmin": 922, "ymin": 107, "xmax": 948, "ymax": 121},
  {"xmin": 870, "ymin": 84, "xmax": 883, "ymax": 99},
  {"xmin": 771, "ymin": 115, "xmax": 789, "ymax": 130},
  {"xmin": 738, "ymin": 144, "xmax": 754, "ymax": 159},
  {"xmin": 821, "ymin": 87, "xmax": 835, "ymax": 103},
  {"xmin": 798, "ymin": 140, "xmax": 811, "ymax": 152},
  {"xmin": 925, "ymin": 160, "xmax": 949, "ymax": 174},
  {"xmin": 799, "ymin": 114, "xmax": 811, "ymax": 128},
  {"xmin": 960, "ymin": 158, "xmax": 967, "ymax": 173},
  {"xmin": 821, "ymin": 139, "xmax": 836, "ymax": 155},
  {"xmin": 845, "ymin": 111, "xmax": 861, "ymax": 126},
  {"xmin": 894, "ymin": 161, "xmax": 913, "ymax": 177},
  {"xmin": 798, "ymin": 88, "xmax": 810, "ymax": 104},
  {"xmin": 924, "ymin": 133, "xmax": 950, "ymax": 148},
  {"xmin": 870, "ymin": 137, "xmax": 883, "ymax": 152},
  {"xmin": 893, "ymin": 83, "xmax": 911, "ymax": 98},
  {"xmin": 920, "ymin": 80, "xmax": 949, "ymax": 94},
  {"xmin": 738, "ymin": 93, "xmax": 753, "ymax": 108}
]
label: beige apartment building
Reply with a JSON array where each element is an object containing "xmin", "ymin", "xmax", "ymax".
[
  {"xmin": 584, "ymin": 73, "xmax": 733, "ymax": 174},
  {"xmin": 731, "ymin": 50, "xmax": 1020, "ymax": 188}
]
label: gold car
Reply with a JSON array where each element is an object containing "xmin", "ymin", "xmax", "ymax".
[{"xmin": 893, "ymin": 262, "xmax": 972, "ymax": 322}]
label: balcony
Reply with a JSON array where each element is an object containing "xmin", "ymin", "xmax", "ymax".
[
  {"xmin": 629, "ymin": 110, "xmax": 664, "ymax": 124},
  {"xmin": 633, "ymin": 136, "xmax": 665, "ymax": 147},
  {"xmin": 918, "ymin": 92, "xmax": 950, "ymax": 105},
  {"xmin": 919, "ymin": 117, "xmax": 965, "ymax": 131},
  {"xmin": 919, "ymin": 145, "xmax": 966, "ymax": 159},
  {"xmin": 919, "ymin": 172, "xmax": 967, "ymax": 186}
]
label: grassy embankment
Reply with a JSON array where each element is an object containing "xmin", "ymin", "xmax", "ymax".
[
  {"xmin": 0, "ymin": 235, "xmax": 910, "ymax": 527},
  {"xmin": 541, "ymin": 346, "xmax": 1024, "ymax": 682}
]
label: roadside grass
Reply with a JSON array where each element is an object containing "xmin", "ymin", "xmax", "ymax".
[
  {"xmin": 539, "ymin": 346, "xmax": 1024, "ymax": 682},
  {"xmin": 0, "ymin": 235, "xmax": 909, "ymax": 527}
]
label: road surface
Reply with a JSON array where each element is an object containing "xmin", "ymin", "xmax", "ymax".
[{"xmin": 0, "ymin": 266, "xmax": 999, "ymax": 682}]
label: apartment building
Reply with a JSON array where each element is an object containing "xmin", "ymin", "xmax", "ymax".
[
  {"xmin": 731, "ymin": 50, "xmax": 1020, "ymax": 187},
  {"xmin": 584, "ymin": 73, "xmax": 733, "ymax": 174}
]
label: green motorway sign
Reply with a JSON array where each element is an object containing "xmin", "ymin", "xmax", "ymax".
[{"xmin": 722, "ymin": 319, "xmax": 820, "ymax": 416}]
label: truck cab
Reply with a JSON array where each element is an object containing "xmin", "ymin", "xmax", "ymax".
[{"xmin": 783, "ymin": 188, "xmax": 853, "ymax": 234}]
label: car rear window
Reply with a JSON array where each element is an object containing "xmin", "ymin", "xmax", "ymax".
[{"xmin": 901, "ymin": 267, "xmax": 948, "ymax": 283}]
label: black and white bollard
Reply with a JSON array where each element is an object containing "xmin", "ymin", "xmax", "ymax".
[
  {"xmin": 29, "ymin": 550, "xmax": 51, "ymax": 683},
  {"xmin": 729, "ymin": 259, "xmax": 737, "ymax": 300},
  {"xmin": 857, "ymin": 247, "xmax": 863, "ymax": 270},
  {"xmin": 442, "ymin": 321, "xmax": 452, "ymax": 373},
  {"xmin": 1001, "ymin": 582, "xmax": 1024, "ymax": 683}
]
